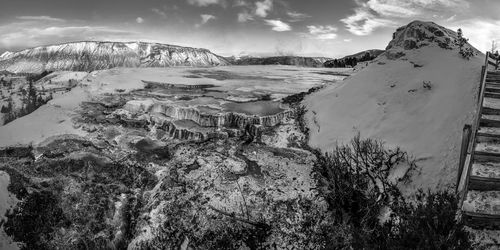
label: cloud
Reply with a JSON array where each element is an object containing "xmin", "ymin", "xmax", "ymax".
[
  {"xmin": 233, "ymin": 0, "xmax": 248, "ymax": 7},
  {"xmin": 235, "ymin": 0, "xmax": 275, "ymax": 22},
  {"xmin": 446, "ymin": 14, "xmax": 457, "ymax": 22},
  {"xmin": 365, "ymin": 0, "xmax": 419, "ymax": 17},
  {"xmin": 0, "ymin": 25, "xmax": 137, "ymax": 50},
  {"xmin": 187, "ymin": 0, "xmax": 222, "ymax": 7},
  {"xmin": 342, "ymin": 0, "xmax": 469, "ymax": 35},
  {"xmin": 264, "ymin": 19, "xmax": 291, "ymax": 32},
  {"xmin": 255, "ymin": 0, "xmax": 273, "ymax": 17},
  {"xmin": 152, "ymin": 8, "xmax": 167, "ymax": 19},
  {"xmin": 341, "ymin": 7, "xmax": 396, "ymax": 36},
  {"xmin": 365, "ymin": 0, "xmax": 467, "ymax": 18},
  {"xmin": 201, "ymin": 14, "xmax": 216, "ymax": 24},
  {"xmin": 344, "ymin": 38, "xmax": 353, "ymax": 42},
  {"xmin": 448, "ymin": 18, "xmax": 500, "ymax": 52},
  {"xmin": 287, "ymin": 11, "xmax": 310, "ymax": 22},
  {"xmin": 238, "ymin": 12, "xmax": 254, "ymax": 22},
  {"xmin": 315, "ymin": 33, "xmax": 338, "ymax": 40},
  {"xmin": 16, "ymin": 16, "xmax": 65, "ymax": 22},
  {"xmin": 306, "ymin": 25, "xmax": 338, "ymax": 40},
  {"xmin": 136, "ymin": 17, "xmax": 144, "ymax": 24},
  {"xmin": 307, "ymin": 25, "xmax": 337, "ymax": 35}
]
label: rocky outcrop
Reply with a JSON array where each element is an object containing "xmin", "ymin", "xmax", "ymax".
[
  {"xmin": 386, "ymin": 21, "xmax": 458, "ymax": 50},
  {"xmin": 120, "ymin": 100, "xmax": 294, "ymax": 141},
  {"xmin": 142, "ymin": 80, "xmax": 216, "ymax": 90},
  {"xmin": 0, "ymin": 41, "xmax": 229, "ymax": 73},
  {"xmin": 125, "ymin": 101, "xmax": 294, "ymax": 128},
  {"xmin": 159, "ymin": 120, "xmax": 229, "ymax": 141}
]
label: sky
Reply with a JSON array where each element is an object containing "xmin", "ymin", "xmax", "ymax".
[{"xmin": 0, "ymin": 0, "xmax": 499, "ymax": 58}]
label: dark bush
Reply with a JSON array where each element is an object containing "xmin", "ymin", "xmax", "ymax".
[
  {"xmin": 4, "ymin": 190, "xmax": 69, "ymax": 250},
  {"xmin": 312, "ymin": 135, "xmax": 471, "ymax": 249},
  {"xmin": 374, "ymin": 190, "xmax": 471, "ymax": 249}
]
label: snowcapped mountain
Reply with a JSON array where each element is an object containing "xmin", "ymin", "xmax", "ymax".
[{"xmin": 0, "ymin": 41, "xmax": 229, "ymax": 73}]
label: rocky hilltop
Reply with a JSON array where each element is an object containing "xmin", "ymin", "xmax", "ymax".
[
  {"xmin": 386, "ymin": 20, "xmax": 458, "ymax": 50},
  {"xmin": 0, "ymin": 41, "xmax": 229, "ymax": 73}
]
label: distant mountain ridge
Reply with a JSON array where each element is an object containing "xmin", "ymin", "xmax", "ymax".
[
  {"xmin": 0, "ymin": 41, "xmax": 229, "ymax": 73},
  {"xmin": 342, "ymin": 49, "xmax": 385, "ymax": 60},
  {"xmin": 323, "ymin": 49, "xmax": 385, "ymax": 68},
  {"xmin": 228, "ymin": 56, "xmax": 332, "ymax": 68}
]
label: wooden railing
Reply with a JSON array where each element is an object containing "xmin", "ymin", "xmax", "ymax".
[
  {"xmin": 488, "ymin": 53, "xmax": 499, "ymax": 69},
  {"xmin": 456, "ymin": 124, "xmax": 472, "ymax": 193},
  {"xmin": 457, "ymin": 52, "xmax": 491, "ymax": 207}
]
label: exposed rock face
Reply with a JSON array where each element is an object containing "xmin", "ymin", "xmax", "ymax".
[
  {"xmin": 386, "ymin": 21, "xmax": 458, "ymax": 50},
  {"xmin": 120, "ymin": 100, "xmax": 294, "ymax": 141},
  {"xmin": 231, "ymin": 56, "xmax": 331, "ymax": 67},
  {"xmin": 0, "ymin": 41, "xmax": 229, "ymax": 73}
]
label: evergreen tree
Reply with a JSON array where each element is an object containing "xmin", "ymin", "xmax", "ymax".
[{"xmin": 456, "ymin": 28, "xmax": 474, "ymax": 59}]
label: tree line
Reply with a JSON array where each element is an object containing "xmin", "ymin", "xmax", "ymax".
[
  {"xmin": 324, "ymin": 52, "xmax": 378, "ymax": 68},
  {"xmin": 0, "ymin": 71, "xmax": 53, "ymax": 124}
]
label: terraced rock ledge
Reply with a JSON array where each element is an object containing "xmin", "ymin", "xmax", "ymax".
[{"xmin": 118, "ymin": 99, "xmax": 295, "ymax": 141}]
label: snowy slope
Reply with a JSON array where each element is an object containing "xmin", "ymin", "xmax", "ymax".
[
  {"xmin": 305, "ymin": 21, "xmax": 482, "ymax": 190},
  {"xmin": 0, "ymin": 41, "xmax": 229, "ymax": 73}
]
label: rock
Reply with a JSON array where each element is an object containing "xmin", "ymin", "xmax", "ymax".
[
  {"xmin": 386, "ymin": 21, "xmax": 459, "ymax": 51},
  {"xmin": 118, "ymin": 100, "xmax": 295, "ymax": 142},
  {"xmin": 224, "ymin": 158, "xmax": 246, "ymax": 174}
]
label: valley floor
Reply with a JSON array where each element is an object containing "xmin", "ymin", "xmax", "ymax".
[{"xmin": 0, "ymin": 66, "xmax": 349, "ymax": 249}]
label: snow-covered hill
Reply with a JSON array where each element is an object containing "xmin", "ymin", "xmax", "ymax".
[
  {"xmin": 305, "ymin": 21, "xmax": 482, "ymax": 190},
  {"xmin": 0, "ymin": 41, "xmax": 229, "ymax": 73}
]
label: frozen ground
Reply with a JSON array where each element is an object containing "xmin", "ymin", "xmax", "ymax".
[{"xmin": 0, "ymin": 66, "xmax": 349, "ymax": 147}]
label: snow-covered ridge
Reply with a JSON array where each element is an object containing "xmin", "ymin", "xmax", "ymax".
[
  {"xmin": 0, "ymin": 41, "xmax": 229, "ymax": 73},
  {"xmin": 0, "ymin": 51, "xmax": 13, "ymax": 60}
]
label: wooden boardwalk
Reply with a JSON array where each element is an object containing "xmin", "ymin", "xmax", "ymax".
[{"xmin": 457, "ymin": 52, "xmax": 500, "ymax": 230}]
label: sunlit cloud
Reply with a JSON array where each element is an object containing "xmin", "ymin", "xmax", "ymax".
[
  {"xmin": 0, "ymin": 24, "xmax": 137, "ymax": 51},
  {"xmin": 307, "ymin": 25, "xmax": 338, "ymax": 40},
  {"xmin": 187, "ymin": 0, "xmax": 222, "ymax": 7},
  {"xmin": 16, "ymin": 16, "xmax": 65, "ymax": 22},
  {"xmin": 287, "ymin": 11, "xmax": 310, "ymax": 22},
  {"xmin": 307, "ymin": 25, "xmax": 337, "ymax": 35},
  {"xmin": 341, "ymin": 0, "xmax": 469, "ymax": 35},
  {"xmin": 255, "ymin": 0, "xmax": 273, "ymax": 17},
  {"xmin": 341, "ymin": 8, "xmax": 396, "ymax": 36},
  {"xmin": 201, "ymin": 14, "xmax": 216, "ymax": 24},
  {"xmin": 264, "ymin": 19, "xmax": 291, "ymax": 32},
  {"xmin": 238, "ymin": 12, "xmax": 254, "ymax": 22},
  {"xmin": 448, "ymin": 18, "xmax": 500, "ymax": 52},
  {"xmin": 152, "ymin": 8, "xmax": 167, "ymax": 19}
]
